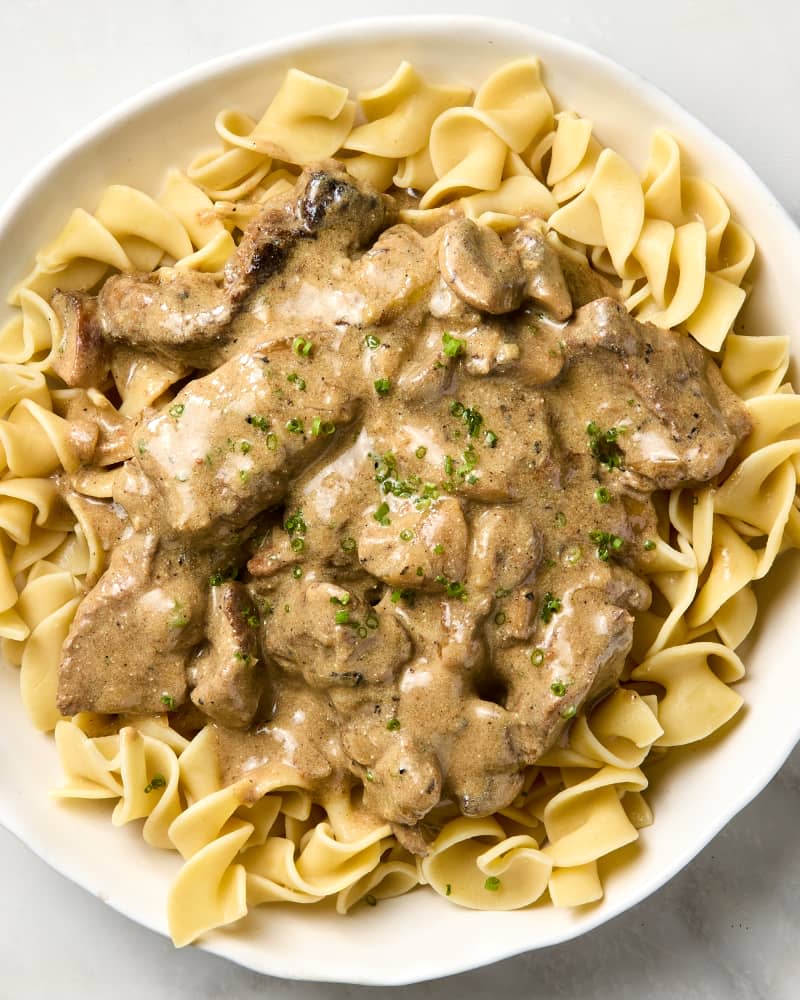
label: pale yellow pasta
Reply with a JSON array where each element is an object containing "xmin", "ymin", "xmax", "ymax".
[
  {"xmin": 420, "ymin": 817, "xmax": 552, "ymax": 909},
  {"xmin": 0, "ymin": 55, "xmax": 791, "ymax": 946},
  {"xmin": 631, "ymin": 643, "xmax": 745, "ymax": 746},
  {"xmin": 542, "ymin": 766, "xmax": 648, "ymax": 868}
]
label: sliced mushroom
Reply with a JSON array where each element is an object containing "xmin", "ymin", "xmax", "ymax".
[
  {"xmin": 50, "ymin": 290, "xmax": 111, "ymax": 388},
  {"xmin": 438, "ymin": 219, "xmax": 525, "ymax": 315},
  {"xmin": 511, "ymin": 225, "xmax": 573, "ymax": 321},
  {"xmin": 189, "ymin": 581, "xmax": 264, "ymax": 728}
]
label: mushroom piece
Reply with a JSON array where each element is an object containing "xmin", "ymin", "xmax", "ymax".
[
  {"xmin": 511, "ymin": 225, "xmax": 573, "ymax": 321},
  {"xmin": 50, "ymin": 290, "xmax": 111, "ymax": 388},
  {"xmin": 438, "ymin": 218, "xmax": 525, "ymax": 315},
  {"xmin": 189, "ymin": 581, "xmax": 264, "ymax": 728}
]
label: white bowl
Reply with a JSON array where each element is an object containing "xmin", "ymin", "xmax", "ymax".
[{"xmin": 0, "ymin": 15, "xmax": 798, "ymax": 986}]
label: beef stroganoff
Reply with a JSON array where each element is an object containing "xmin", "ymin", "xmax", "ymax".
[{"xmin": 0, "ymin": 59, "xmax": 796, "ymax": 945}]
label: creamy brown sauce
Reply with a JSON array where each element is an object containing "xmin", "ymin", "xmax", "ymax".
[{"xmin": 52, "ymin": 165, "xmax": 750, "ymax": 842}]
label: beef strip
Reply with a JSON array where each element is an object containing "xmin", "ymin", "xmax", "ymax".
[
  {"xmin": 51, "ymin": 166, "xmax": 395, "ymax": 373},
  {"xmin": 57, "ymin": 535, "xmax": 207, "ymax": 715}
]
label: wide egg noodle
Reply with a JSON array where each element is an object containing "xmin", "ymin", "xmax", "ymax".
[
  {"xmin": 0, "ymin": 55, "xmax": 790, "ymax": 945},
  {"xmin": 419, "ymin": 816, "xmax": 552, "ymax": 910}
]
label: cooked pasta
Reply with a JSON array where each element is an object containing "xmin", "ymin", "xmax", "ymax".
[{"xmin": 0, "ymin": 55, "xmax": 795, "ymax": 947}]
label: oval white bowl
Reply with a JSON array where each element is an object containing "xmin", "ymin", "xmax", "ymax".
[{"xmin": 0, "ymin": 15, "xmax": 798, "ymax": 986}]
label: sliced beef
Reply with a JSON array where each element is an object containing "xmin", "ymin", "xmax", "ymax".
[
  {"xmin": 561, "ymin": 298, "xmax": 752, "ymax": 488},
  {"xmin": 58, "ymin": 166, "xmax": 395, "ymax": 371},
  {"xmin": 57, "ymin": 535, "xmax": 208, "ymax": 716},
  {"xmin": 115, "ymin": 350, "xmax": 360, "ymax": 541},
  {"xmin": 262, "ymin": 579, "xmax": 413, "ymax": 692},
  {"xmin": 356, "ymin": 496, "xmax": 468, "ymax": 590},
  {"xmin": 96, "ymin": 269, "xmax": 231, "ymax": 364},
  {"xmin": 227, "ymin": 164, "xmax": 392, "ymax": 298}
]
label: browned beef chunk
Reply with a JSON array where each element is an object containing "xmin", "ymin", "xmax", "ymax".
[
  {"xmin": 57, "ymin": 536, "xmax": 208, "ymax": 716},
  {"xmin": 115, "ymin": 350, "xmax": 359, "ymax": 542},
  {"xmin": 224, "ymin": 164, "xmax": 392, "ymax": 303},
  {"xmin": 96, "ymin": 270, "xmax": 231, "ymax": 364},
  {"xmin": 561, "ymin": 298, "xmax": 752, "ymax": 488},
  {"xmin": 50, "ymin": 291, "xmax": 111, "ymax": 388},
  {"xmin": 60, "ymin": 167, "xmax": 394, "ymax": 370},
  {"xmin": 188, "ymin": 582, "xmax": 264, "ymax": 728}
]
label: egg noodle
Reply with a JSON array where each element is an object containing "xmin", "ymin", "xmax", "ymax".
[{"xmin": 1, "ymin": 58, "xmax": 797, "ymax": 945}]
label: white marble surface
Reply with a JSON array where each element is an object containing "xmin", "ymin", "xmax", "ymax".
[{"xmin": 0, "ymin": 1, "xmax": 798, "ymax": 995}]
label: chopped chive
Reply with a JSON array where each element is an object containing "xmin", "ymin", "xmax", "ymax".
[
  {"xmin": 266, "ymin": 432, "xmax": 278, "ymax": 450},
  {"xmin": 644, "ymin": 539, "xmax": 656, "ymax": 551},
  {"xmin": 341, "ymin": 537, "xmax": 356, "ymax": 552},
  {"xmin": 246, "ymin": 414, "xmax": 270, "ymax": 432},
  {"xmin": 168, "ymin": 602, "xmax": 189, "ymax": 628},
  {"xmin": 290, "ymin": 537, "xmax": 305, "ymax": 552},
  {"xmin": 415, "ymin": 445, "xmax": 428, "ymax": 459},
  {"xmin": 292, "ymin": 566, "xmax": 303, "ymax": 579},
  {"xmin": 160, "ymin": 694, "xmax": 176, "ymax": 710},
  {"xmin": 494, "ymin": 611, "xmax": 507, "ymax": 625},
  {"xmin": 449, "ymin": 401, "xmax": 464, "ymax": 417},
  {"xmin": 285, "ymin": 417, "xmax": 304, "ymax": 433},
  {"xmin": 550, "ymin": 680, "xmax": 567, "ymax": 697},
  {"xmin": 589, "ymin": 530, "xmax": 624, "ymax": 561},
  {"xmin": 365, "ymin": 614, "xmax": 379, "ymax": 629},
  {"xmin": 334, "ymin": 610, "xmax": 350, "ymax": 625},
  {"xmin": 137, "ymin": 439, "xmax": 148, "ymax": 456},
  {"xmin": 530, "ymin": 648, "xmax": 545, "ymax": 666},
  {"xmin": 555, "ymin": 511, "xmax": 566, "ymax": 529},
  {"xmin": 374, "ymin": 377, "xmax": 391, "ymax": 396},
  {"xmin": 595, "ymin": 486, "xmax": 611, "ymax": 504},
  {"xmin": 386, "ymin": 718, "xmax": 401, "ymax": 731},
  {"xmin": 287, "ymin": 372, "xmax": 306, "ymax": 391},
  {"xmin": 144, "ymin": 775, "xmax": 166, "ymax": 794},
  {"xmin": 292, "ymin": 336, "xmax": 313, "ymax": 356},
  {"xmin": 586, "ymin": 421, "xmax": 625, "ymax": 469},
  {"xmin": 484, "ymin": 877, "xmax": 501, "ymax": 892},
  {"xmin": 374, "ymin": 502, "xmax": 391, "ymax": 526},
  {"xmin": 541, "ymin": 592, "xmax": 562, "ymax": 624},
  {"xmin": 442, "ymin": 331, "xmax": 465, "ymax": 357},
  {"xmin": 484, "ymin": 430, "xmax": 498, "ymax": 448},
  {"xmin": 561, "ymin": 704, "xmax": 577, "ymax": 720},
  {"xmin": 365, "ymin": 333, "xmax": 381, "ymax": 349},
  {"xmin": 365, "ymin": 894, "xmax": 377, "ymax": 907},
  {"xmin": 399, "ymin": 529, "xmax": 413, "ymax": 542},
  {"xmin": 169, "ymin": 403, "xmax": 185, "ymax": 419}
]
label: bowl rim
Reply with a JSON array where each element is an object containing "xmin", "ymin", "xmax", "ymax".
[{"xmin": 0, "ymin": 13, "xmax": 799, "ymax": 985}]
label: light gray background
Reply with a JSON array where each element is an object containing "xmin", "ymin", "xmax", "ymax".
[{"xmin": 0, "ymin": 2, "xmax": 798, "ymax": 997}]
